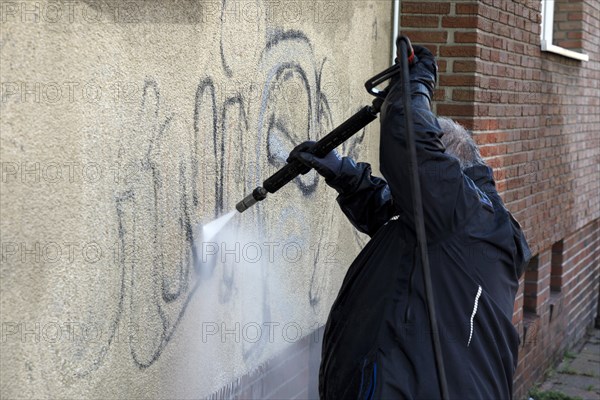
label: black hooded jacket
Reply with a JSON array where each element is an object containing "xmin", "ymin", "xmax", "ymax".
[{"xmin": 318, "ymin": 75, "xmax": 531, "ymax": 399}]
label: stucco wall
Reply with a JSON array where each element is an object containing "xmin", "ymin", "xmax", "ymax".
[{"xmin": 0, "ymin": 1, "xmax": 391, "ymax": 398}]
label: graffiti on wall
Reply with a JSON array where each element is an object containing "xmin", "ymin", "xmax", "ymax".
[{"xmin": 68, "ymin": 8, "xmax": 369, "ymax": 378}]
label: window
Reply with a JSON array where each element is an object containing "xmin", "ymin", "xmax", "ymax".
[{"xmin": 540, "ymin": 0, "xmax": 589, "ymax": 61}]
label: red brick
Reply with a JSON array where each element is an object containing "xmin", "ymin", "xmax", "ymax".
[
  {"xmin": 401, "ymin": 15, "xmax": 439, "ymax": 27},
  {"xmin": 456, "ymin": 3, "xmax": 478, "ymax": 15},
  {"xmin": 399, "ymin": 30, "xmax": 447, "ymax": 44},
  {"xmin": 439, "ymin": 74, "xmax": 477, "ymax": 86},
  {"xmin": 433, "ymin": 88, "xmax": 447, "ymax": 101},
  {"xmin": 439, "ymin": 45, "xmax": 478, "ymax": 57},
  {"xmin": 556, "ymin": 40, "xmax": 582, "ymax": 49},
  {"xmin": 452, "ymin": 89, "xmax": 475, "ymax": 101},
  {"xmin": 555, "ymin": 2, "xmax": 581, "ymax": 12},
  {"xmin": 553, "ymin": 11, "xmax": 569, "ymax": 22},
  {"xmin": 557, "ymin": 21, "xmax": 581, "ymax": 30},
  {"xmin": 437, "ymin": 59, "xmax": 447, "ymax": 73},
  {"xmin": 401, "ymin": 2, "xmax": 451, "ymax": 14},
  {"xmin": 441, "ymin": 16, "xmax": 478, "ymax": 28},
  {"xmin": 454, "ymin": 31, "xmax": 478, "ymax": 43},
  {"xmin": 567, "ymin": 12, "xmax": 584, "ymax": 21},
  {"xmin": 478, "ymin": 4, "xmax": 500, "ymax": 21},
  {"xmin": 471, "ymin": 118, "xmax": 499, "ymax": 131},
  {"xmin": 437, "ymin": 103, "xmax": 475, "ymax": 116},
  {"xmin": 453, "ymin": 60, "xmax": 478, "ymax": 72}
]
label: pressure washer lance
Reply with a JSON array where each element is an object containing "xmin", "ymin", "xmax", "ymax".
[
  {"xmin": 235, "ymin": 102, "xmax": 381, "ymax": 212},
  {"xmin": 235, "ymin": 39, "xmax": 414, "ymax": 214}
]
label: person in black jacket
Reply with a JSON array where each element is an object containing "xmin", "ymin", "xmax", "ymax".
[{"xmin": 287, "ymin": 46, "xmax": 531, "ymax": 399}]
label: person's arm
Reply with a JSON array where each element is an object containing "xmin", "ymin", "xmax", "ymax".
[
  {"xmin": 465, "ymin": 164, "xmax": 532, "ymax": 277},
  {"xmin": 287, "ymin": 142, "xmax": 396, "ymax": 237},
  {"xmin": 328, "ymin": 157, "xmax": 397, "ymax": 237},
  {"xmin": 379, "ymin": 47, "xmax": 482, "ymax": 240}
]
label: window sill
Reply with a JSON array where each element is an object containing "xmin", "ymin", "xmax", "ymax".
[{"xmin": 541, "ymin": 41, "xmax": 589, "ymax": 61}]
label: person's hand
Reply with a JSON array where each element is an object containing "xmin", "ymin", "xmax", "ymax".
[
  {"xmin": 410, "ymin": 45, "xmax": 438, "ymax": 97},
  {"xmin": 412, "ymin": 46, "xmax": 437, "ymax": 78},
  {"xmin": 287, "ymin": 140, "xmax": 343, "ymax": 181}
]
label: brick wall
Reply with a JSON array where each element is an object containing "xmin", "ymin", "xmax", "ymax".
[
  {"xmin": 400, "ymin": 0, "xmax": 600, "ymax": 398},
  {"xmin": 513, "ymin": 220, "xmax": 599, "ymax": 397}
]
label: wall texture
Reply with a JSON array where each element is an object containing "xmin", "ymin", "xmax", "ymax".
[
  {"xmin": 2, "ymin": 1, "xmax": 599, "ymax": 399},
  {"xmin": 399, "ymin": 0, "xmax": 599, "ymax": 398},
  {"xmin": 0, "ymin": 1, "xmax": 391, "ymax": 398}
]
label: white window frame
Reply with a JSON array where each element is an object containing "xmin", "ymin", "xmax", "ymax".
[{"xmin": 540, "ymin": 0, "xmax": 589, "ymax": 61}]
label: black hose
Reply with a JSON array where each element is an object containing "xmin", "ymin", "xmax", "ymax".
[{"xmin": 398, "ymin": 38, "xmax": 450, "ymax": 400}]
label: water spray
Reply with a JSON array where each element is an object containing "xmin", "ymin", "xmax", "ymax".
[{"xmin": 201, "ymin": 210, "xmax": 237, "ymax": 242}]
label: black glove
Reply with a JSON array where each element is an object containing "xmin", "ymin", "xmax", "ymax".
[
  {"xmin": 410, "ymin": 45, "xmax": 438, "ymax": 100},
  {"xmin": 286, "ymin": 140, "xmax": 343, "ymax": 181}
]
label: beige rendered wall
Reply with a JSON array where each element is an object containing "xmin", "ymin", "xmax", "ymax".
[{"xmin": 0, "ymin": 1, "xmax": 391, "ymax": 398}]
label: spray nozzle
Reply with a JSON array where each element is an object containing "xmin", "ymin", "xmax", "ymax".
[{"xmin": 235, "ymin": 187, "xmax": 268, "ymax": 213}]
